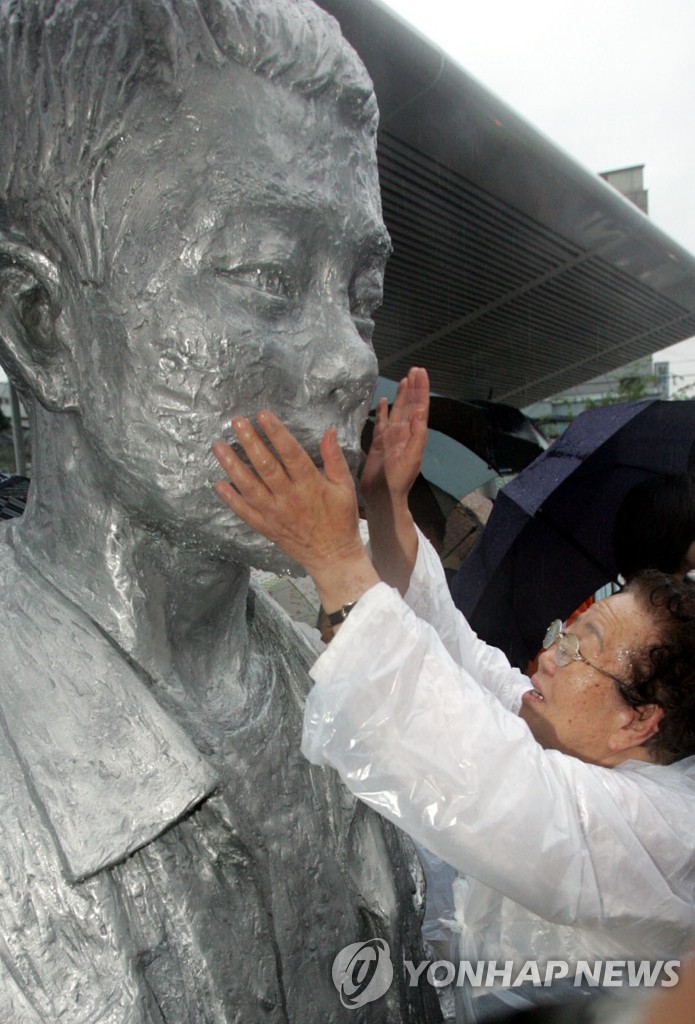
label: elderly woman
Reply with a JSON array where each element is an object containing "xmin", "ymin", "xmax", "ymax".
[{"xmin": 213, "ymin": 367, "xmax": 695, "ymax": 1021}]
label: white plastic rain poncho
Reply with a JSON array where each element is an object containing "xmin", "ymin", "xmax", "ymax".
[{"xmin": 301, "ymin": 531, "xmax": 695, "ymax": 1019}]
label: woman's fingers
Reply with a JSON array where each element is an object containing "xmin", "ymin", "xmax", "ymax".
[
  {"xmin": 227, "ymin": 415, "xmax": 291, "ymax": 489},
  {"xmin": 213, "ymin": 478, "xmax": 267, "ymax": 532},
  {"xmin": 320, "ymin": 427, "xmax": 354, "ymax": 487},
  {"xmin": 213, "ymin": 411, "xmax": 319, "ymax": 501},
  {"xmin": 211, "ymin": 438, "xmax": 271, "ymax": 501},
  {"xmin": 213, "ymin": 415, "xmax": 352, "ymax": 516},
  {"xmin": 212, "ymin": 412, "xmax": 364, "ymax": 575},
  {"xmin": 398, "ymin": 367, "xmax": 429, "ymax": 429},
  {"xmin": 373, "ymin": 396, "xmax": 389, "ymax": 437},
  {"xmin": 409, "ymin": 366, "xmax": 430, "ymax": 420},
  {"xmin": 383, "ymin": 367, "xmax": 430, "ymax": 434},
  {"xmin": 255, "ymin": 410, "xmax": 318, "ymax": 482},
  {"xmin": 389, "ymin": 375, "xmax": 411, "ymax": 425}
]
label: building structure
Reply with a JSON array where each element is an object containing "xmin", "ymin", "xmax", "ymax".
[
  {"xmin": 317, "ymin": 1, "xmax": 695, "ymax": 407},
  {"xmin": 600, "ymin": 165, "xmax": 649, "ymax": 215},
  {"xmin": 523, "ymin": 165, "xmax": 680, "ymax": 436},
  {"xmin": 524, "ymin": 355, "xmax": 670, "ymax": 438},
  {"xmin": 0, "ymin": 379, "xmax": 15, "ymax": 425},
  {"xmin": 0, "ymin": 380, "xmax": 28, "ymax": 474}
]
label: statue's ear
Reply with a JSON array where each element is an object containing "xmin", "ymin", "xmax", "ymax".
[{"xmin": 0, "ymin": 237, "xmax": 78, "ymax": 411}]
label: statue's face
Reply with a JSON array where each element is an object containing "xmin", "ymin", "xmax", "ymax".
[{"xmin": 74, "ymin": 62, "xmax": 387, "ymax": 566}]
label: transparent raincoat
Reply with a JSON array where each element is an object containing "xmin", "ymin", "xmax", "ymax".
[{"xmin": 302, "ymin": 532, "xmax": 695, "ymax": 1021}]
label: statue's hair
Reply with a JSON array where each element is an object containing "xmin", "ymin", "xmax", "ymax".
[{"xmin": 0, "ymin": 0, "xmax": 377, "ymax": 279}]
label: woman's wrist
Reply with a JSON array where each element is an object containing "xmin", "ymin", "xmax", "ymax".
[
  {"xmin": 311, "ymin": 547, "xmax": 380, "ymax": 622},
  {"xmin": 363, "ymin": 488, "xmax": 409, "ymax": 520}
]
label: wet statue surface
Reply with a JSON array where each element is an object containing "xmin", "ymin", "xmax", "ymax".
[{"xmin": 0, "ymin": 1, "xmax": 440, "ymax": 1020}]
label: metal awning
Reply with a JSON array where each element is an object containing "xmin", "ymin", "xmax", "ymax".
[{"xmin": 318, "ymin": 0, "xmax": 695, "ymax": 406}]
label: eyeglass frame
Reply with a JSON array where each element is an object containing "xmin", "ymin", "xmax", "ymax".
[{"xmin": 542, "ymin": 619, "xmax": 626, "ymax": 687}]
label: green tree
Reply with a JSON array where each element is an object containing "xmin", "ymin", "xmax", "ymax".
[
  {"xmin": 585, "ymin": 374, "xmax": 660, "ymax": 409},
  {"xmin": 669, "ymin": 374, "xmax": 695, "ymax": 400}
]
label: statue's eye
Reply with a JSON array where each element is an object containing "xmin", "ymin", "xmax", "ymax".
[
  {"xmin": 349, "ymin": 263, "xmax": 384, "ymax": 340},
  {"xmin": 215, "ymin": 263, "xmax": 296, "ymax": 301}
]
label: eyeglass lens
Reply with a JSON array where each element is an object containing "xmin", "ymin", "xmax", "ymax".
[
  {"xmin": 542, "ymin": 620, "xmax": 563, "ymax": 649},
  {"xmin": 543, "ymin": 621, "xmax": 581, "ymax": 667},
  {"xmin": 555, "ymin": 634, "xmax": 580, "ymax": 667}
]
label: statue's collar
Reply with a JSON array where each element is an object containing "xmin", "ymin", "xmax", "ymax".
[{"xmin": 0, "ymin": 535, "xmax": 217, "ymax": 883}]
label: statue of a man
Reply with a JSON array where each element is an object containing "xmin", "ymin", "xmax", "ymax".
[{"xmin": 0, "ymin": 2, "xmax": 437, "ymax": 1021}]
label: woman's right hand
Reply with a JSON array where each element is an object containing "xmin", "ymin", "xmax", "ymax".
[
  {"xmin": 360, "ymin": 367, "xmax": 430, "ymax": 596},
  {"xmin": 360, "ymin": 366, "xmax": 430, "ymax": 510}
]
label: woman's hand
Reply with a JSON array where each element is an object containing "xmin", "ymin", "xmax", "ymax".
[
  {"xmin": 212, "ymin": 410, "xmax": 379, "ymax": 616},
  {"xmin": 360, "ymin": 367, "xmax": 430, "ymax": 596},
  {"xmin": 360, "ymin": 366, "xmax": 430, "ymax": 511}
]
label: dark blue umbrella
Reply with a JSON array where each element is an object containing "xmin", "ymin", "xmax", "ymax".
[{"xmin": 451, "ymin": 399, "xmax": 695, "ymax": 670}]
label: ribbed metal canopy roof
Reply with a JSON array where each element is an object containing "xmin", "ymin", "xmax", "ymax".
[{"xmin": 318, "ymin": 0, "xmax": 695, "ymax": 406}]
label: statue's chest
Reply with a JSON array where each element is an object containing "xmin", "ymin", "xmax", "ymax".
[{"xmin": 110, "ymin": 609, "xmax": 370, "ymax": 1022}]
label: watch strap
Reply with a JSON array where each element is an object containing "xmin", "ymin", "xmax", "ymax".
[{"xmin": 324, "ymin": 601, "xmax": 357, "ymax": 626}]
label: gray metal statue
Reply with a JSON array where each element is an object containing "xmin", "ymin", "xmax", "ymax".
[{"xmin": 0, "ymin": 1, "xmax": 439, "ymax": 1021}]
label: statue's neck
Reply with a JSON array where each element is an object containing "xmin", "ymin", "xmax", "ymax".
[
  {"xmin": 14, "ymin": 502, "xmax": 252, "ymax": 692},
  {"xmin": 12, "ymin": 412, "xmax": 254, "ymax": 706}
]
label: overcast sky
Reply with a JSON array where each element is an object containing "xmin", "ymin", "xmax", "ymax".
[{"xmin": 381, "ymin": 0, "xmax": 695, "ymax": 392}]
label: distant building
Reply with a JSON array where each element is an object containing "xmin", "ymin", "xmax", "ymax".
[
  {"xmin": 523, "ymin": 165, "xmax": 670, "ymax": 436},
  {"xmin": 0, "ymin": 379, "xmax": 10, "ymax": 424},
  {"xmin": 599, "ymin": 164, "xmax": 649, "ymax": 214},
  {"xmin": 0, "ymin": 380, "xmax": 28, "ymax": 429},
  {"xmin": 0, "ymin": 379, "xmax": 14, "ymax": 428},
  {"xmin": 0, "ymin": 380, "xmax": 29, "ymax": 475},
  {"xmin": 524, "ymin": 354, "xmax": 668, "ymax": 438}
]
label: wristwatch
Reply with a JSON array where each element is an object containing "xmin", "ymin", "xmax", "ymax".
[{"xmin": 324, "ymin": 601, "xmax": 357, "ymax": 627}]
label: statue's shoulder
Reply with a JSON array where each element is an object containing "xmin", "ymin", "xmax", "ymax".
[
  {"xmin": 0, "ymin": 531, "xmax": 98, "ymax": 672},
  {"xmin": 0, "ymin": 527, "xmax": 19, "ymax": 584},
  {"xmin": 0, "ymin": 534, "xmax": 210, "ymax": 1024},
  {"xmin": 0, "ymin": 567, "xmax": 136, "ymax": 1021},
  {"xmin": 0, "ymin": 533, "xmax": 45, "ymax": 650},
  {"xmin": 0, "ymin": 702, "xmax": 134, "ymax": 1022}
]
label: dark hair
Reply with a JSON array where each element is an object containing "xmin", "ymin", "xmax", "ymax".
[
  {"xmin": 613, "ymin": 473, "xmax": 695, "ymax": 578},
  {"xmin": 621, "ymin": 570, "xmax": 695, "ymax": 763}
]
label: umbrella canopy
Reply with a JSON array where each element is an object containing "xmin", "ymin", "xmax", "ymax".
[
  {"xmin": 366, "ymin": 380, "xmax": 498, "ymax": 509},
  {"xmin": 425, "ymin": 396, "xmax": 548, "ymax": 475},
  {"xmin": 451, "ymin": 399, "xmax": 695, "ymax": 670},
  {"xmin": 372, "ymin": 377, "xmax": 547, "ymax": 476},
  {"xmin": 417, "ymin": 426, "xmax": 497, "ymax": 505}
]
